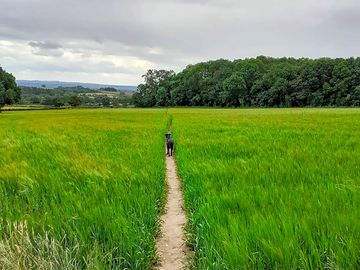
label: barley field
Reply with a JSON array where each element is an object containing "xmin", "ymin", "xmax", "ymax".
[
  {"xmin": 172, "ymin": 108, "xmax": 360, "ymax": 269},
  {"xmin": 1, "ymin": 108, "xmax": 359, "ymax": 269},
  {"xmin": 0, "ymin": 109, "xmax": 167, "ymax": 269}
]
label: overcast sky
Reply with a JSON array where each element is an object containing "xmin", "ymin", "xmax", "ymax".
[{"xmin": 1, "ymin": 0, "xmax": 360, "ymax": 85}]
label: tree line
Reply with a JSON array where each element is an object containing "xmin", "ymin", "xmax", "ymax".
[
  {"xmin": 21, "ymin": 86, "xmax": 133, "ymax": 107},
  {"xmin": 133, "ymin": 56, "xmax": 360, "ymax": 107},
  {"xmin": 35, "ymin": 93, "xmax": 132, "ymax": 108}
]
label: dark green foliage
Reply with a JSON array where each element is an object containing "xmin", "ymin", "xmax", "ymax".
[
  {"xmin": 22, "ymin": 85, "xmax": 93, "ymax": 95},
  {"xmin": 0, "ymin": 83, "xmax": 6, "ymax": 107},
  {"xmin": 133, "ymin": 69, "xmax": 175, "ymax": 107},
  {"xmin": 68, "ymin": 95, "xmax": 82, "ymax": 107},
  {"xmin": 134, "ymin": 57, "xmax": 360, "ymax": 107},
  {"xmin": 0, "ymin": 66, "xmax": 21, "ymax": 108},
  {"xmin": 94, "ymin": 95, "xmax": 111, "ymax": 107},
  {"xmin": 42, "ymin": 96, "xmax": 66, "ymax": 107},
  {"xmin": 30, "ymin": 96, "xmax": 41, "ymax": 104},
  {"xmin": 221, "ymin": 72, "xmax": 247, "ymax": 106}
]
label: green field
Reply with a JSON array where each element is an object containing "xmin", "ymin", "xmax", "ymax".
[
  {"xmin": 172, "ymin": 108, "xmax": 360, "ymax": 269},
  {"xmin": 1, "ymin": 108, "xmax": 359, "ymax": 269},
  {"xmin": 2, "ymin": 104, "xmax": 54, "ymax": 111},
  {"xmin": 0, "ymin": 109, "xmax": 167, "ymax": 269}
]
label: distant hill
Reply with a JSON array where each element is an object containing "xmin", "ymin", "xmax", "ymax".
[{"xmin": 16, "ymin": 80, "xmax": 137, "ymax": 92}]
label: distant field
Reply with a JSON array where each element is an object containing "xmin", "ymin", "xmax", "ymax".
[
  {"xmin": 172, "ymin": 108, "xmax": 360, "ymax": 269},
  {"xmin": 0, "ymin": 109, "xmax": 167, "ymax": 269},
  {"xmin": 2, "ymin": 104, "xmax": 53, "ymax": 110}
]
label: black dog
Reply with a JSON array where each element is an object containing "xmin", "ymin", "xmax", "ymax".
[{"xmin": 165, "ymin": 133, "xmax": 174, "ymax": 156}]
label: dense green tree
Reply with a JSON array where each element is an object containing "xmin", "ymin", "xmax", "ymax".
[
  {"xmin": 221, "ymin": 72, "xmax": 247, "ymax": 107},
  {"xmin": 0, "ymin": 66, "xmax": 21, "ymax": 110},
  {"xmin": 41, "ymin": 96, "xmax": 65, "ymax": 107},
  {"xmin": 133, "ymin": 69, "xmax": 175, "ymax": 107},
  {"xmin": 352, "ymin": 86, "xmax": 360, "ymax": 106},
  {"xmin": 5, "ymin": 89, "xmax": 16, "ymax": 104},
  {"xmin": 94, "ymin": 95, "xmax": 111, "ymax": 107},
  {"xmin": 42, "ymin": 96, "xmax": 53, "ymax": 106},
  {"xmin": 102, "ymin": 96, "xmax": 111, "ymax": 107},
  {"xmin": 68, "ymin": 95, "xmax": 82, "ymax": 107},
  {"xmin": 0, "ymin": 83, "xmax": 6, "ymax": 108},
  {"xmin": 133, "ymin": 57, "xmax": 360, "ymax": 108},
  {"xmin": 52, "ymin": 96, "xmax": 65, "ymax": 107},
  {"xmin": 112, "ymin": 98, "xmax": 120, "ymax": 107},
  {"xmin": 30, "ymin": 96, "xmax": 41, "ymax": 104},
  {"xmin": 268, "ymin": 78, "xmax": 289, "ymax": 107},
  {"xmin": 155, "ymin": 86, "xmax": 167, "ymax": 106}
]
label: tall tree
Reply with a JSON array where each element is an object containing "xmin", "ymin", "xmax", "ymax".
[
  {"xmin": 134, "ymin": 69, "xmax": 175, "ymax": 107},
  {"xmin": 68, "ymin": 95, "xmax": 82, "ymax": 107},
  {"xmin": 221, "ymin": 72, "xmax": 247, "ymax": 107},
  {"xmin": 0, "ymin": 66, "xmax": 21, "ymax": 110}
]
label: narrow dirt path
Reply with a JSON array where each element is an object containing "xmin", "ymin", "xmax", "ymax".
[{"xmin": 156, "ymin": 140, "xmax": 189, "ymax": 270}]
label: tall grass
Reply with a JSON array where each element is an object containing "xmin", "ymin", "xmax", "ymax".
[
  {"xmin": 0, "ymin": 221, "xmax": 84, "ymax": 270},
  {"xmin": 0, "ymin": 109, "xmax": 167, "ymax": 269},
  {"xmin": 172, "ymin": 108, "xmax": 360, "ymax": 269}
]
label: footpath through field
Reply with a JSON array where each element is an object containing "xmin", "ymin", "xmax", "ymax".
[{"xmin": 156, "ymin": 133, "xmax": 189, "ymax": 270}]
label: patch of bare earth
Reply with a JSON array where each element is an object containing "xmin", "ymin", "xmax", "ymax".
[{"xmin": 156, "ymin": 146, "xmax": 190, "ymax": 270}]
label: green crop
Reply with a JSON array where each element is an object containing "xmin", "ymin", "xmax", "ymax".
[
  {"xmin": 172, "ymin": 108, "xmax": 360, "ymax": 269},
  {"xmin": 0, "ymin": 109, "xmax": 168, "ymax": 269},
  {"xmin": 1, "ymin": 108, "xmax": 359, "ymax": 269}
]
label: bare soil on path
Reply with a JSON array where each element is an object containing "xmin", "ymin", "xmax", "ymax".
[{"xmin": 156, "ymin": 146, "xmax": 189, "ymax": 270}]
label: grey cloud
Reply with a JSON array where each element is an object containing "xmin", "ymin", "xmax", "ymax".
[
  {"xmin": 28, "ymin": 40, "xmax": 63, "ymax": 57},
  {"xmin": 1, "ymin": 0, "xmax": 360, "ymax": 84},
  {"xmin": 28, "ymin": 41, "xmax": 62, "ymax": 50}
]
